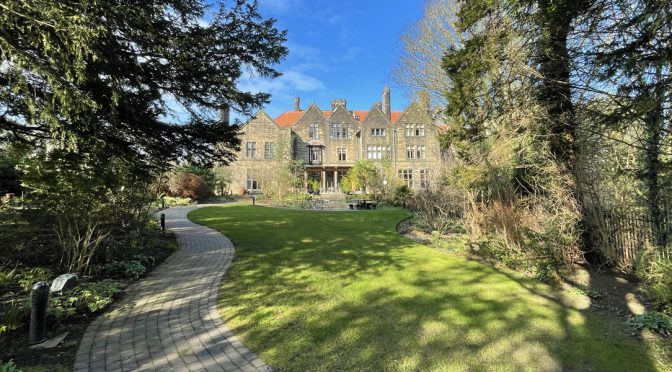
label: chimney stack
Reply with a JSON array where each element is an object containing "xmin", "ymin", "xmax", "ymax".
[
  {"xmin": 382, "ymin": 86, "xmax": 391, "ymax": 119},
  {"xmin": 293, "ymin": 97, "xmax": 301, "ymax": 111},
  {"xmin": 219, "ymin": 104, "xmax": 230, "ymax": 125},
  {"xmin": 419, "ymin": 90, "xmax": 431, "ymax": 114},
  {"xmin": 331, "ymin": 99, "xmax": 346, "ymax": 111}
]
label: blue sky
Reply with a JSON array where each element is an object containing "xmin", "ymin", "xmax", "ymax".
[{"xmin": 235, "ymin": 0, "xmax": 425, "ymax": 120}]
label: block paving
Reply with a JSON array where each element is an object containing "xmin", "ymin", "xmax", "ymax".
[{"xmin": 74, "ymin": 206, "xmax": 271, "ymax": 371}]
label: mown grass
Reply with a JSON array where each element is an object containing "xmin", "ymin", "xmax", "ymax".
[{"xmin": 190, "ymin": 204, "xmax": 663, "ymax": 371}]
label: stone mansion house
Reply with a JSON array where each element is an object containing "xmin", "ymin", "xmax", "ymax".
[{"xmin": 227, "ymin": 87, "xmax": 444, "ymax": 194}]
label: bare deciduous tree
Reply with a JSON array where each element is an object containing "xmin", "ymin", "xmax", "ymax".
[{"xmin": 394, "ymin": 0, "xmax": 460, "ymax": 109}]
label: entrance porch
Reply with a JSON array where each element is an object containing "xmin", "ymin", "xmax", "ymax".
[{"xmin": 304, "ymin": 167, "xmax": 348, "ymax": 193}]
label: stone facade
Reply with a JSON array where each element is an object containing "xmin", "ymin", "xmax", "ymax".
[
  {"xmin": 226, "ymin": 87, "xmax": 444, "ymax": 194},
  {"xmin": 228, "ymin": 111, "xmax": 292, "ymax": 194}
]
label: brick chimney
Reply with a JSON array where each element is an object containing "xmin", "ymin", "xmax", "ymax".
[
  {"xmin": 219, "ymin": 104, "xmax": 230, "ymax": 125},
  {"xmin": 382, "ymin": 86, "xmax": 391, "ymax": 119},
  {"xmin": 293, "ymin": 97, "xmax": 301, "ymax": 111}
]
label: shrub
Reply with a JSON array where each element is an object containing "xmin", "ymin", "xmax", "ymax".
[
  {"xmin": 206, "ymin": 194, "xmax": 234, "ymax": 203},
  {"xmin": 281, "ymin": 193, "xmax": 312, "ymax": 208},
  {"xmin": 103, "ymin": 260, "xmax": 146, "ymax": 278},
  {"xmin": 430, "ymin": 231, "xmax": 467, "ymax": 254},
  {"xmin": 307, "ymin": 179, "xmax": 320, "ymax": 194},
  {"xmin": 627, "ymin": 312, "xmax": 672, "ymax": 336},
  {"xmin": 392, "ymin": 185, "xmax": 412, "ymax": 207},
  {"xmin": 409, "ymin": 184, "xmax": 464, "ymax": 234},
  {"xmin": 55, "ymin": 215, "xmax": 110, "ymax": 275},
  {"xmin": 49, "ymin": 279, "xmax": 123, "ymax": 318},
  {"xmin": 167, "ymin": 172, "xmax": 209, "ymax": 201},
  {"xmin": 636, "ymin": 252, "xmax": 672, "ymax": 313},
  {"xmin": 153, "ymin": 196, "xmax": 192, "ymax": 208},
  {"xmin": 103, "ymin": 255, "xmax": 153, "ymax": 279}
]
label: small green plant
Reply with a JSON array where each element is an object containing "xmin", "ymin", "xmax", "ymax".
[
  {"xmin": 103, "ymin": 260, "xmax": 147, "ymax": 278},
  {"xmin": 567, "ymin": 284, "xmax": 602, "ymax": 299},
  {"xmin": 627, "ymin": 312, "xmax": 672, "ymax": 336},
  {"xmin": 0, "ymin": 267, "xmax": 53, "ymax": 293},
  {"xmin": 534, "ymin": 261, "xmax": 559, "ymax": 284},
  {"xmin": 0, "ymin": 300, "xmax": 29, "ymax": 333},
  {"xmin": 0, "ymin": 269, "xmax": 19, "ymax": 290},
  {"xmin": 132, "ymin": 254, "xmax": 155, "ymax": 268},
  {"xmin": 49, "ymin": 279, "xmax": 123, "ymax": 318},
  {"xmin": 0, "ymin": 359, "xmax": 20, "ymax": 372},
  {"xmin": 16, "ymin": 267, "xmax": 53, "ymax": 292}
]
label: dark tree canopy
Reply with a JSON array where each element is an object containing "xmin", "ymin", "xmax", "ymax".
[{"xmin": 0, "ymin": 0, "xmax": 287, "ymax": 168}]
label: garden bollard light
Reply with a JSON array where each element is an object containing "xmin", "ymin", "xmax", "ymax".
[
  {"xmin": 29, "ymin": 281, "xmax": 50, "ymax": 345},
  {"xmin": 160, "ymin": 213, "xmax": 166, "ymax": 232},
  {"xmin": 252, "ymin": 196, "xmax": 256, "ymax": 206},
  {"xmin": 161, "ymin": 196, "xmax": 165, "ymax": 210}
]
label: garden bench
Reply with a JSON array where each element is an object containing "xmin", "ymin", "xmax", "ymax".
[{"xmin": 348, "ymin": 199, "xmax": 377, "ymax": 210}]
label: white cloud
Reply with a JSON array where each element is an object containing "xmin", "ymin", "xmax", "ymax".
[
  {"xmin": 238, "ymin": 69, "xmax": 324, "ymax": 95},
  {"xmin": 282, "ymin": 71, "xmax": 325, "ymax": 91}
]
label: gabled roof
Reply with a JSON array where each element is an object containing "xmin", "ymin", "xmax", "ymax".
[
  {"xmin": 391, "ymin": 112, "xmax": 403, "ymax": 124},
  {"xmin": 392, "ymin": 101, "xmax": 433, "ymax": 126},
  {"xmin": 351, "ymin": 110, "xmax": 369, "ymax": 122},
  {"xmin": 275, "ymin": 110, "xmax": 333, "ymax": 128},
  {"xmin": 242, "ymin": 110, "xmax": 276, "ymax": 129},
  {"xmin": 273, "ymin": 108, "xmax": 403, "ymax": 127}
]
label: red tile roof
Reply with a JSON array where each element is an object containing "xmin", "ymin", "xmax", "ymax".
[
  {"xmin": 275, "ymin": 111, "xmax": 303, "ymax": 128},
  {"xmin": 274, "ymin": 110, "xmax": 333, "ymax": 128},
  {"xmin": 351, "ymin": 110, "xmax": 369, "ymax": 122},
  {"xmin": 274, "ymin": 109, "xmax": 403, "ymax": 127}
]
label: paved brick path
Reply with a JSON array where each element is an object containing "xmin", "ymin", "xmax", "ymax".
[{"xmin": 74, "ymin": 206, "xmax": 270, "ymax": 372}]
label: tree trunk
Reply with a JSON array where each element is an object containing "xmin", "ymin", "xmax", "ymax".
[{"xmin": 642, "ymin": 78, "xmax": 664, "ymax": 247}]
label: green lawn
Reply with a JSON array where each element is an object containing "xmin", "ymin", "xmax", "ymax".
[{"xmin": 189, "ymin": 204, "xmax": 662, "ymax": 371}]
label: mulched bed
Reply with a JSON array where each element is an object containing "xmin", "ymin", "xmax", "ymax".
[{"xmin": 0, "ymin": 230, "xmax": 177, "ymax": 370}]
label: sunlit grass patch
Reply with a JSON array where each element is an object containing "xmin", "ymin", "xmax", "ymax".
[{"xmin": 190, "ymin": 205, "xmax": 662, "ymax": 371}]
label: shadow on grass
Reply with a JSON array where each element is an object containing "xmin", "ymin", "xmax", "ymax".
[{"xmin": 190, "ymin": 204, "xmax": 659, "ymax": 371}]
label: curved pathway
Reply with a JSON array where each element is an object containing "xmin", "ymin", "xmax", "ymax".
[{"xmin": 74, "ymin": 206, "xmax": 270, "ymax": 372}]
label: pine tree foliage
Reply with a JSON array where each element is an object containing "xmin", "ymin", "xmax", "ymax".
[{"xmin": 0, "ymin": 0, "xmax": 288, "ymax": 168}]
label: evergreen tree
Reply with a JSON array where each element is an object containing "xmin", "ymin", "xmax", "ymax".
[
  {"xmin": 586, "ymin": 0, "xmax": 672, "ymax": 242},
  {"xmin": 0, "ymin": 0, "xmax": 287, "ymax": 168}
]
